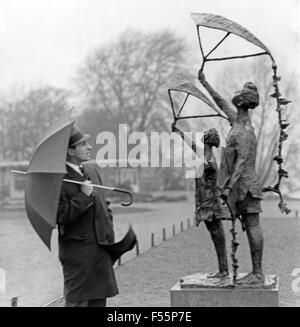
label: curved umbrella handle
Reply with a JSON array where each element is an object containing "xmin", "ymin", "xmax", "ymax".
[
  {"xmin": 112, "ymin": 188, "xmax": 134, "ymax": 207},
  {"xmin": 63, "ymin": 179, "xmax": 134, "ymax": 206}
]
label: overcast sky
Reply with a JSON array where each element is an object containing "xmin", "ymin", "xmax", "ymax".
[{"xmin": 0, "ymin": 0, "xmax": 299, "ymax": 93}]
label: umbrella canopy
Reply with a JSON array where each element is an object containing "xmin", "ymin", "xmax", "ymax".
[
  {"xmin": 168, "ymin": 74, "xmax": 228, "ymax": 121},
  {"xmin": 23, "ymin": 110, "xmax": 134, "ymax": 250},
  {"xmin": 191, "ymin": 13, "xmax": 270, "ymax": 54},
  {"xmin": 25, "ymin": 110, "xmax": 75, "ymax": 249},
  {"xmin": 168, "ymin": 75, "xmax": 218, "ymax": 112}
]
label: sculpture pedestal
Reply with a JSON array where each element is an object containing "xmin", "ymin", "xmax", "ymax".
[{"xmin": 170, "ymin": 273, "xmax": 279, "ymax": 307}]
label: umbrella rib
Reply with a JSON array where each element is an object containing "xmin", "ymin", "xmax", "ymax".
[
  {"xmin": 177, "ymin": 93, "xmax": 189, "ymax": 118},
  {"xmin": 206, "ymin": 51, "xmax": 268, "ymax": 62},
  {"xmin": 205, "ymin": 32, "xmax": 231, "ymax": 58},
  {"xmin": 177, "ymin": 114, "xmax": 229, "ymax": 120},
  {"xmin": 168, "ymin": 90, "xmax": 177, "ymax": 121}
]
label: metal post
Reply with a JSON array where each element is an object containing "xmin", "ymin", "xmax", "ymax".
[
  {"xmin": 136, "ymin": 240, "xmax": 140, "ymax": 256},
  {"xmin": 180, "ymin": 221, "xmax": 184, "ymax": 232},
  {"xmin": 172, "ymin": 224, "xmax": 176, "ymax": 236},
  {"xmin": 187, "ymin": 218, "xmax": 190, "ymax": 229},
  {"xmin": 151, "ymin": 233, "xmax": 155, "ymax": 247},
  {"xmin": 163, "ymin": 228, "xmax": 166, "ymax": 241},
  {"xmin": 11, "ymin": 297, "xmax": 18, "ymax": 307}
]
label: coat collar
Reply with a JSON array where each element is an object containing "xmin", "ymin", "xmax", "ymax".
[
  {"xmin": 66, "ymin": 162, "xmax": 83, "ymax": 176},
  {"xmin": 65, "ymin": 164, "xmax": 86, "ymax": 182}
]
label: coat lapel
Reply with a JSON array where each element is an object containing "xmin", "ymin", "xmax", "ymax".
[
  {"xmin": 65, "ymin": 165, "xmax": 86, "ymax": 182},
  {"xmin": 82, "ymin": 162, "xmax": 115, "ymax": 244}
]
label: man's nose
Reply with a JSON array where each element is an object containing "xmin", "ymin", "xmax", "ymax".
[{"xmin": 87, "ymin": 143, "xmax": 92, "ymax": 150}]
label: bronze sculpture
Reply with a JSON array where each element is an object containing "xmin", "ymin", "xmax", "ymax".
[
  {"xmin": 168, "ymin": 13, "xmax": 291, "ymax": 289},
  {"xmin": 172, "ymin": 125, "xmax": 228, "ymax": 277},
  {"xmin": 198, "ymin": 71, "xmax": 264, "ymax": 285}
]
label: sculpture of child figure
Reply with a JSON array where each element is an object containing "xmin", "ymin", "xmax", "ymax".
[{"xmin": 172, "ymin": 124, "xmax": 228, "ymax": 278}]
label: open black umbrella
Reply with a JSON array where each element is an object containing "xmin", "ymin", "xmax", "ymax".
[{"xmin": 12, "ymin": 110, "xmax": 134, "ymax": 249}]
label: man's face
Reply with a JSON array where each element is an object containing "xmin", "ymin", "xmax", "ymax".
[{"xmin": 68, "ymin": 141, "xmax": 92, "ymax": 164}]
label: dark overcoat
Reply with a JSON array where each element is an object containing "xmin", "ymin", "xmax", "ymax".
[{"xmin": 57, "ymin": 163, "xmax": 118, "ymax": 303}]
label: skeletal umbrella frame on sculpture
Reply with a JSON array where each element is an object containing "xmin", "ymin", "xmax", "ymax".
[{"xmin": 169, "ymin": 13, "xmax": 291, "ymax": 215}]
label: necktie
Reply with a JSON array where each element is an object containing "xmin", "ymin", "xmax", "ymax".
[
  {"xmin": 79, "ymin": 165, "xmax": 84, "ymax": 175},
  {"xmin": 79, "ymin": 165, "xmax": 90, "ymax": 180}
]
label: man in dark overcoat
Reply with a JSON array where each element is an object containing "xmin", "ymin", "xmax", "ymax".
[{"xmin": 57, "ymin": 125, "xmax": 118, "ymax": 307}]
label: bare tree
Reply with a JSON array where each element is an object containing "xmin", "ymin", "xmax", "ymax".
[
  {"xmin": 1, "ymin": 86, "xmax": 70, "ymax": 160},
  {"xmin": 75, "ymin": 29, "xmax": 189, "ymax": 133}
]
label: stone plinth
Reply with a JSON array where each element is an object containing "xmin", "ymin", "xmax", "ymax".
[{"xmin": 170, "ymin": 273, "xmax": 279, "ymax": 307}]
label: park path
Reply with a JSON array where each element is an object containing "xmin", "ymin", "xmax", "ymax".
[
  {"xmin": 49, "ymin": 216, "xmax": 300, "ymax": 307},
  {"xmin": 1, "ymin": 198, "xmax": 299, "ymax": 307},
  {"xmin": 0, "ymin": 200, "xmax": 194, "ymax": 307}
]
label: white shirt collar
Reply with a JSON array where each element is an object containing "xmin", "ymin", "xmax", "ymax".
[{"xmin": 66, "ymin": 162, "xmax": 83, "ymax": 176}]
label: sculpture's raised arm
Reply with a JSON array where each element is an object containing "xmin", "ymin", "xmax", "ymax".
[
  {"xmin": 171, "ymin": 123, "xmax": 202, "ymax": 155},
  {"xmin": 198, "ymin": 71, "xmax": 236, "ymax": 124}
]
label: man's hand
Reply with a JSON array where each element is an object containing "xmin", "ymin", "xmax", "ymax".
[
  {"xmin": 220, "ymin": 187, "xmax": 231, "ymax": 201},
  {"xmin": 81, "ymin": 180, "xmax": 94, "ymax": 197}
]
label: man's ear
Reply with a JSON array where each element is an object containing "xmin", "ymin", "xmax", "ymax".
[{"xmin": 67, "ymin": 147, "xmax": 75, "ymax": 157}]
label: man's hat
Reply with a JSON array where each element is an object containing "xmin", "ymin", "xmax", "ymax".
[{"xmin": 69, "ymin": 125, "xmax": 90, "ymax": 147}]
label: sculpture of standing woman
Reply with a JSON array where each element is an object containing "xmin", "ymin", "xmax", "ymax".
[{"xmin": 198, "ymin": 71, "xmax": 264, "ymax": 285}]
